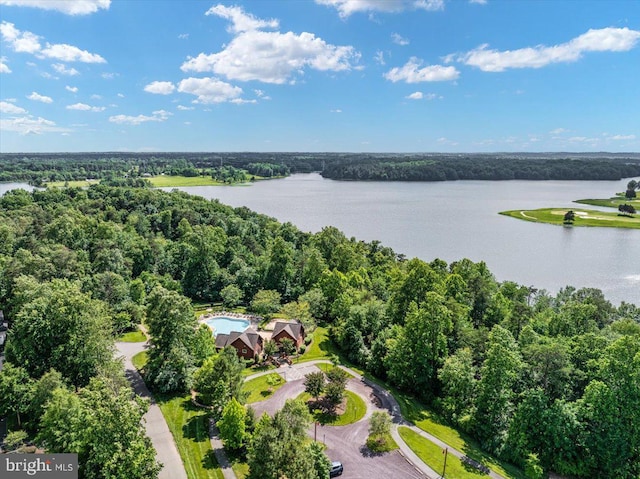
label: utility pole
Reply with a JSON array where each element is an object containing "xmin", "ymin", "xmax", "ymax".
[{"xmin": 442, "ymin": 447, "xmax": 448, "ymax": 478}]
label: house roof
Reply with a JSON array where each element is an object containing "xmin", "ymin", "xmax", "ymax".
[
  {"xmin": 272, "ymin": 321, "xmax": 303, "ymax": 340},
  {"xmin": 217, "ymin": 328, "xmax": 262, "ymax": 352}
]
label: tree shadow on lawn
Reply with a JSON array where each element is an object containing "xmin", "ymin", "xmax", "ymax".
[
  {"xmin": 182, "ymin": 413, "xmax": 210, "ymax": 442},
  {"xmin": 202, "ymin": 450, "xmax": 219, "ymax": 470}
]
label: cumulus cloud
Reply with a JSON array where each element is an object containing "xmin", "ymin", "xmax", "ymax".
[
  {"xmin": 144, "ymin": 81, "xmax": 176, "ymax": 95},
  {"xmin": 469, "ymin": 0, "xmax": 487, "ymax": 4},
  {"xmin": 0, "ymin": 100, "xmax": 27, "ymax": 114},
  {"xmin": 182, "ymin": 30, "xmax": 358, "ymax": 84},
  {"xmin": 182, "ymin": 5, "xmax": 358, "ymax": 84},
  {"xmin": 0, "ymin": 115, "xmax": 70, "ymax": 135},
  {"xmin": 109, "ymin": 109, "xmax": 172, "ymax": 125},
  {"xmin": 0, "ymin": 56, "xmax": 10, "ymax": 73},
  {"xmin": 27, "ymin": 91, "xmax": 53, "ymax": 103},
  {"xmin": 0, "ymin": 0, "xmax": 110, "ymax": 15},
  {"xmin": 392, "ymin": 33, "xmax": 409, "ymax": 46},
  {"xmin": 385, "ymin": 57, "xmax": 459, "ymax": 82},
  {"xmin": 457, "ymin": 27, "xmax": 640, "ymax": 72},
  {"xmin": 0, "ymin": 21, "xmax": 41, "ymax": 53},
  {"xmin": 316, "ymin": 0, "xmax": 443, "ymax": 18},
  {"xmin": 66, "ymin": 102, "xmax": 105, "ymax": 112},
  {"xmin": 406, "ymin": 91, "xmax": 440, "ymax": 100},
  {"xmin": 177, "ymin": 77, "xmax": 243, "ymax": 103},
  {"xmin": 0, "ymin": 21, "xmax": 105, "ymax": 63},
  {"xmin": 176, "ymin": 105, "xmax": 195, "ymax": 110},
  {"xmin": 65, "ymin": 85, "xmax": 78, "ymax": 93},
  {"xmin": 52, "ymin": 63, "xmax": 79, "ymax": 75},
  {"xmin": 206, "ymin": 4, "xmax": 279, "ymax": 33}
]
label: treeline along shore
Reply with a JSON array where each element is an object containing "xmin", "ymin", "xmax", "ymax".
[{"xmin": 1, "ymin": 152, "xmax": 639, "ymax": 185}]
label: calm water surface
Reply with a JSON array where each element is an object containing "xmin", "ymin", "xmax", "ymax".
[{"xmin": 168, "ymin": 174, "xmax": 639, "ymax": 305}]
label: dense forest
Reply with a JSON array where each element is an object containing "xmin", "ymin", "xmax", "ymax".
[
  {"xmin": 1, "ymin": 152, "xmax": 639, "ymax": 184},
  {"xmin": 0, "ymin": 184, "xmax": 638, "ymax": 478}
]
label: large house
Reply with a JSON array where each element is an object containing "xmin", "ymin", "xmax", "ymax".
[
  {"xmin": 272, "ymin": 321, "xmax": 305, "ymax": 350},
  {"xmin": 215, "ymin": 328, "xmax": 263, "ymax": 361}
]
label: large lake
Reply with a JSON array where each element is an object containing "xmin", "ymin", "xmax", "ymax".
[
  {"xmin": 165, "ymin": 174, "xmax": 639, "ymax": 306},
  {"xmin": 2, "ymin": 177, "xmax": 637, "ymax": 305}
]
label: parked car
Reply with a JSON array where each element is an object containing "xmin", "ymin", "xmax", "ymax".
[{"xmin": 329, "ymin": 461, "xmax": 343, "ymax": 477}]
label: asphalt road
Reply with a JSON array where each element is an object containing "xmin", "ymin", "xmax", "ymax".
[{"xmin": 251, "ymin": 365, "xmax": 426, "ymax": 479}]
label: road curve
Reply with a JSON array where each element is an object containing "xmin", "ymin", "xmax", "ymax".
[{"xmin": 115, "ymin": 342, "xmax": 188, "ymax": 479}]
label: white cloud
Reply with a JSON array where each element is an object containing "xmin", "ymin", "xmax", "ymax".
[
  {"xmin": 66, "ymin": 102, "xmax": 105, "ymax": 112},
  {"xmin": 253, "ymin": 89, "xmax": 271, "ymax": 100},
  {"xmin": 102, "ymin": 72, "xmax": 116, "ymax": 79},
  {"xmin": 177, "ymin": 77, "xmax": 243, "ymax": 104},
  {"xmin": 0, "ymin": 21, "xmax": 106, "ymax": 63},
  {"xmin": 52, "ymin": 63, "xmax": 79, "ymax": 75},
  {"xmin": 458, "ymin": 27, "xmax": 640, "ymax": 72},
  {"xmin": 40, "ymin": 43, "xmax": 105, "ymax": 63},
  {"xmin": 176, "ymin": 105, "xmax": 195, "ymax": 110},
  {"xmin": 0, "ymin": 0, "xmax": 110, "ymax": 15},
  {"xmin": 206, "ymin": 4, "xmax": 279, "ymax": 33},
  {"xmin": 90, "ymin": 94, "xmax": 101, "ymax": 99},
  {"xmin": 406, "ymin": 91, "xmax": 440, "ymax": 100},
  {"xmin": 178, "ymin": 33, "xmax": 189, "ymax": 40},
  {"xmin": 117, "ymin": 93, "xmax": 124, "ymax": 98},
  {"xmin": 182, "ymin": 30, "xmax": 358, "ymax": 84},
  {"xmin": 469, "ymin": 0, "xmax": 487, "ymax": 4},
  {"xmin": 0, "ymin": 21, "xmax": 41, "ymax": 53},
  {"xmin": 65, "ymin": 85, "xmax": 78, "ymax": 92},
  {"xmin": 316, "ymin": 0, "xmax": 443, "ymax": 18},
  {"xmin": 144, "ymin": 81, "xmax": 176, "ymax": 95},
  {"xmin": 392, "ymin": 33, "xmax": 409, "ymax": 46},
  {"xmin": 374, "ymin": 50, "xmax": 385, "ymax": 65},
  {"xmin": 109, "ymin": 109, "xmax": 172, "ymax": 125},
  {"xmin": 0, "ymin": 101, "xmax": 27, "ymax": 114},
  {"xmin": 330, "ymin": 109, "xmax": 342, "ymax": 113},
  {"xmin": 0, "ymin": 56, "xmax": 10, "ymax": 73},
  {"xmin": 550, "ymin": 127, "xmax": 567, "ymax": 134},
  {"xmin": 610, "ymin": 134, "xmax": 636, "ymax": 141},
  {"xmin": 0, "ymin": 115, "xmax": 70, "ymax": 135},
  {"xmin": 385, "ymin": 57, "xmax": 459, "ymax": 82},
  {"xmin": 27, "ymin": 91, "xmax": 53, "ymax": 103}
]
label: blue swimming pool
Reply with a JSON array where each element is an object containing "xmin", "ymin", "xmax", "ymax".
[{"xmin": 205, "ymin": 317, "xmax": 250, "ymax": 337}]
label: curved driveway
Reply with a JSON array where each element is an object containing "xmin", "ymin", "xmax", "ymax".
[
  {"xmin": 249, "ymin": 362, "xmax": 429, "ymax": 479},
  {"xmin": 115, "ymin": 342, "xmax": 188, "ymax": 479},
  {"xmin": 248, "ymin": 360, "xmax": 507, "ymax": 479}
]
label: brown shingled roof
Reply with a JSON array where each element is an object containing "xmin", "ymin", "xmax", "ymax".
[{"xmin": 272, "ymin": 321, "xmax": 303, "ymax": 340}]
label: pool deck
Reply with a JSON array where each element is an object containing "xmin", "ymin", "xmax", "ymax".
[{"xmin": 199, "ymin": 312, "xmax": 261, "ymax": 334}]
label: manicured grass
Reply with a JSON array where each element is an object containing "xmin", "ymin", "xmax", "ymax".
[
  {"xmin": 575, "ymin": 196, "xmax": 640, "ymax": 209},
  {"xmin": 316, "ymin": 362, "xmax": 354, "ymax": 378},
  {"xmin": 117, "ymin": 327, "xmax": 147, "ymax": 342},
  {"xmin": 388, "ymin": 386, "xmax": 524, "ymax": 479},
  {"xmin": 366, "ymin": 433, "xmax": 398, "ymax": 453},
  {"xmin": 299, "ymin": 327, "xmax": 338, "ymax": 362},
  {"xmin": 132, "ymin": 350, "xmax": 148, "ymax": 371},
  {"xmin": 399, "ymin": 427, "xmax": 487, "ymax": 479},
  {"xmin": 157, "ymin": 394, "xmax": 223, "ymax": 479},
  {"xmin": 45, "ymin": 179, "xmax": 100, "ymax": 188},
  {"xmin": 298, "ymin": 390, "xmax": 367, "ymax": 426},
  {"xmin": 242, "ymin": 373, "xmax": 285, "ymax": 404},
  {"xmin": 242, "ymin": 364, "xmax": 276, "ymax": 377},
  {"xmin": 500, "ymin": 208, "xmax": 640, "ymax": 229},
  {"xmin": 148, "ymin": 175, "xmax": 228, "ymax": 187}
]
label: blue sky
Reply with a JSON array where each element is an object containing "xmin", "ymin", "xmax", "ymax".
[{"xmin": 0, "ymin": 0, "xmax": 638, "ymax": 153}]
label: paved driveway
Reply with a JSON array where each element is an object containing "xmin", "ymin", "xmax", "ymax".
[{"xmin": 251, "ymin": 364, "xmax": 426, "ymax": 479}]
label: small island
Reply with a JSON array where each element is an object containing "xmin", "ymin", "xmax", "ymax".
[{"xmin": 501, "ymin": 180, "xmax": 640, "ymax": 229}]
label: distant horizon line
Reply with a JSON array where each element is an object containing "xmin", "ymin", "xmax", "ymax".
[{"xmin": 1, "ymin": 151, "xmax": 639, "ymax": 156}]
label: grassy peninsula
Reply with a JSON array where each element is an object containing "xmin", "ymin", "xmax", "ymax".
[{"xmin": 500, "ymin": 207, "xmax": 640, "ymax": 229}]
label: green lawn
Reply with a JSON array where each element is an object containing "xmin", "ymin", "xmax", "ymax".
[
  {"xmin": 242, "ymin": 364, "xmax": 276, "ymax": 377},
  {"xmin": 299, "ymin": 327, "xmax": 338, "ymax": 362},
  {"xmin": 117, "ymin": 327, "xmax": 147, "ymax": 342},
  {"xmin": 157, "ymin": 394, "xmax": 223, "ymax": 479},
  {"xmin": 132, "ymin": 350, "xmax": 148, "ymax": 371},
  {"xmin": 148, "ymin": 176, "xmax": 229, "ymax": 187},
  {"xmin": 366, "ymin": 433, "xmax": 398, "ymax": 453},
  {"xmin": 399, "ymin": 427, "xmax": 487, "ymax": 479},
  {"xmin": 500, "ymin": 208, "xmax": 640, "ymax": 229},
  {"xmin": 575, "ymin": 196, "xmax": 640, "ymax": 209},
  {"xmin": 45, "ymin": 179, "xmax": 100, "ymax": 188},
  {"xmin": 387, "ymin": 385, "xmax": 524, "ymax": 479},
  {"xmin": 242, "ymin": 373, "xmax": 285, "ymax": 404},
  {"xmin": 298, "ymin": 390, "xmax": 366, "ymax": 426}
]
